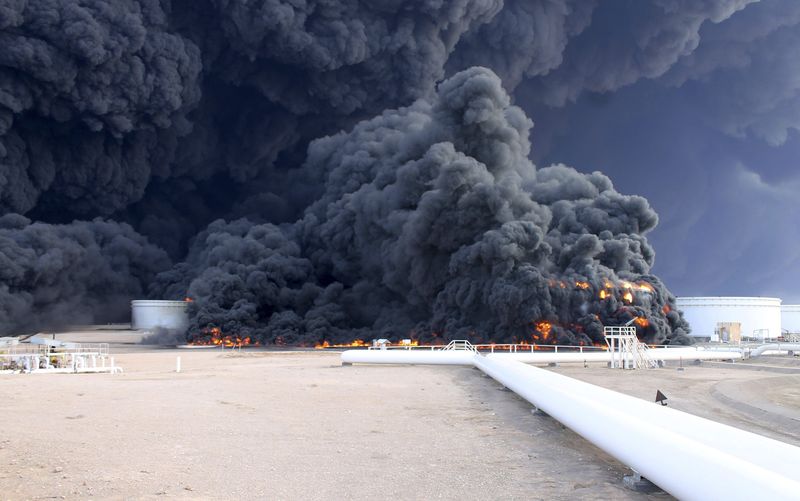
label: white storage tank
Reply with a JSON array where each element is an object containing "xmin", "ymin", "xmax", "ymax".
[
  {"xmin": 676, "ymin": 297, "xmax": 781, "ymax": 342},
  {"xmin": 780, "ymin": 304, "xmax": 800, "ymax": 334},
  {"xmin": 131, "ymin": 300, "xmax": 189, "ymax": 331}
]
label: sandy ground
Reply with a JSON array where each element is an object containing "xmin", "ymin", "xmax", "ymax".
[{"xmin": 1, "ymin": 346, "xmax": 798, "ymax": 500}]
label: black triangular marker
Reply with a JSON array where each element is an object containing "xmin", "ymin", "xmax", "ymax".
[{"xmin": 655, "ymin": 390, "xmax": 668, "ymax": 406}]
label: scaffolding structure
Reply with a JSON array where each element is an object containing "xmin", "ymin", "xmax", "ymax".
[
  {"xmin": 604, "ymin": 326, "xmax": 657, "ymax": 369},
  {"xmin": 0, "ymin": 338, "xmax": 121, "ymax": 374}
]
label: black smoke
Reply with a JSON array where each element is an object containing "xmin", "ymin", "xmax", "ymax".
[
  {"xmin": 15, "ymin": 0, "xmax": 790, "ymax": 343},
  {"xmin": 0, "ymin": 0, "xmax": 202, "ymax": 217},
  {"xmin": 0, "ymin": 214, "xmax": 168, "ymax": 334},
  {"xmin": 151, "ymin": 68, "xmax": 690, "ymax": 345}
]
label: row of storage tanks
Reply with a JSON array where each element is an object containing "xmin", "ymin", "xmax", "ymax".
[{"xmin": 131, "ymin": 297, "xmax": 798, "ymax": 343}]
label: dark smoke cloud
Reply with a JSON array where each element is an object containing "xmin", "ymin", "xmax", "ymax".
[
  {"xmin": 447, "ymin": 0, "xmax": 596, "ymax": 90},
  {"xmin": 512, "ymin": 0, "xmax": 754, "ymax": 106},
  {"xmin": 151, "ymin": 217, "xmax": 351, "ymax": 344},
  {"xmin": 16, "ymin": 0, "xmax": 794, "ymax": 340},
  {"xmin": 195, "ymin": 0, "xmax": 501, "ymax": 115},
  {"xmin": 0, "ymin": 213, "xmax": 169, "ymax": 334},
  {"xmin": 118, "ymin": 0, "xmax": 517, "ymax": 255},
  {"xmin": 661, "ymin": 0, "xmax": 800, "ymax": 145},
  {"xmin": 154, "ymin": 68, "xmax": 690, "ymax": 346},
  {"xmin": 0, "ymin": 0, "xmax": 201, "ymax": 216}
]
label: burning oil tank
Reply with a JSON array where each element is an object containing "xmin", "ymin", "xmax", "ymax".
[
  {"xmin": 131, "ymin": 300, "xmax": 189, "ymax": 332},
  {"xmin": 676, "ymin": 297, "xmax": 781, "ymax": 342}
]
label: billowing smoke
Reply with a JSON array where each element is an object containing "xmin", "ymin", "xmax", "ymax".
[
  {"xmin": 0, "ymin": 214, "xmax": 168, "ymax": 334},
  {"xmin": 0, "ymin": 0, "xmax": 202, "ymax": 217},
  {"xmin": 11, "ymin": 0, "xmax": 793, "ymax": 343},
  {"xmin": 152, "ymin": 68, "xmax": 690, "ymax": 346}
]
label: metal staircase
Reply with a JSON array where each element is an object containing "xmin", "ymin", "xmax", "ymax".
[{"xmin": 633, "ymin": 340, "xmax": 658, "ymax": 369}]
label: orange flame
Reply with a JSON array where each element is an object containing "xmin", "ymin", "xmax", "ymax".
[
  {"xmin": 534, "ymin": 321, "xmax": 553, "ymax": 342},
  {"xmin": 575, "ymin": 281, "xmax": 590, "ymax": 290},
  {"xmin": 548, "ymin": 279, "xmax": 570, "ymax": 289},
  {"xmin": 599, "ymin": 290, "xmax": 609, "ymax": 300},
  {"xmin": 634, "ymin": 317, "xmax": 649, "ymax": 328},
  {"xmin": 622, "ymin": 291, "xmax": 633, "ymax": 303},
  {"xmin": 192, "ymin": 326, "xmax": 256, "ymax": 347},
  {"xmin": 314, "ymin": 339, "xmax": 369, "ymax": 349},
  {"xmin": 184, "ymin": 297, "xmax": 193, "ymax": 302},
  {"xmin": 621, "ymin": 280, "xmax": 654, "ymax": 294}
]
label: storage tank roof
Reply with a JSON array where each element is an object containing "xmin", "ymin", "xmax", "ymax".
[
  {"xmin": 676, "ymin": 296, "xmax": 781, "ymax": 306},
  {"xmin": 131, "ymin": 300, "xmax": 188, "ymax": 307}
]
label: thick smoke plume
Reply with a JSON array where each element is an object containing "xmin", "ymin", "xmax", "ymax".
[
  {"xmin": 153, "ymin": 68, "xmax": 690, "ymax": 346},
  {"xmin": 0, "ymin": 214, "xmax": 168, "ymax": 334},
  {"xmin": 10, "ymin": 0, "xmax": 789, "ymax": 343}
]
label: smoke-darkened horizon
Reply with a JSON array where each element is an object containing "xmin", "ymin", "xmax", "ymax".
[{"xmin": 2, "ymin": 0, "xmax": 797, "ymax": 342}]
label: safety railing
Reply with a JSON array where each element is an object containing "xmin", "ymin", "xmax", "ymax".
[
  {"xmin": 441, "ymin": 340, "xmax": 477, "ymax": 351},
  {"xmin": 1, "ymin": 341, "xmax": 119, "ymax": 374},
  {"xmin": 363, "ymin": 341, "xmax": 705, "ymax": 353}
]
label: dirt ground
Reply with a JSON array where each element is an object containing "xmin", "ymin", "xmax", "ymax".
[{"xmin": 1, "ymin": 346, "xmax": 798, "ymax": 500}]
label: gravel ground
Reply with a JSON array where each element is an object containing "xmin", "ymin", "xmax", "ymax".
[{"xmin": 0, "ymin": 347, "xmax": 797, "ymax": 500}]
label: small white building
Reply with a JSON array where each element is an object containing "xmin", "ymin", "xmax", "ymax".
[{"xmin": 676, "ymin": 297, "xmax": 782, "ymax": 342}]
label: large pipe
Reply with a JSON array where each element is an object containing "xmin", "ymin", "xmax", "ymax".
[
  {"xmin": 341, "ymin": 349, "xmax": 800, "ymax": 499},
  {"xmin": 340, "ymin": 347, "xmax": 742, "ymax": 365},
  {"xmin": 487, "ymin": 347, "xmax": 741, "ymax": 363},
  {"xmin": 340, "ymin": 349, "xmax": 476, "ymax": 365},
  {"xmin": 474, "ymin": 356, "xmax": 800, "ymax": 500},
  {"xmin": 750, "ymin": 343, "xmax": 800, "ymax": 357},
  {"xmin": 478, "ymin": 355, "xmax": 798, "ymax": 480}
]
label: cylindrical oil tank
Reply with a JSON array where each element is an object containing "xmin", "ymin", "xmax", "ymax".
[
  {"xmin": 781, "ymin": 304, "xmax": 800, "ymax": 335},
  {"xmin": 676, "ymin": 297, "xmax": 781, "ymax": 341},
  {"xmin": 131, "ymin": 300, "xmax": 189, "ymax": 331}
]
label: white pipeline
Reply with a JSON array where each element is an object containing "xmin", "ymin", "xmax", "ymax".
[
  {"xmin": 488, "ymin": 347, "xmax": 741, "ymax": 364},
  {"xmin": 474, "ymin": 356, "xmax": 800, "ymax": 500},
  {"xmin": 340, "ymin": 349, "xmax": 476, "ymax": 365},
  {"xmin": 340, "ymin": 347, "xmax": 741, "ymax": 365},
  {"xmin": 750, "ymin": 343, "xmax": 800, "ymax": 357},
  {"xmin": 341, "ymin": 349, "xmax": 800, "ymax": 500},
  {"xmin": 477, "ymin": 357, "xmax": 799, "ymax": 480}
]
